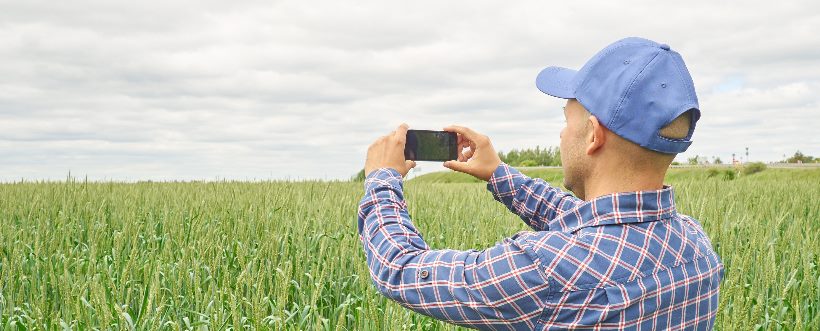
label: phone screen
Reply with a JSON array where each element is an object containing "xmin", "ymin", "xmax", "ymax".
[{"xmin": 404, "ymin": 129, "xmax": 458, "ymax": 162}]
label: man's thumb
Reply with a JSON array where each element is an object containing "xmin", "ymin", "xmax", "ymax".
[{"xmin": 444, "ymin": 160, "xmax": 469, "ymax": 173}]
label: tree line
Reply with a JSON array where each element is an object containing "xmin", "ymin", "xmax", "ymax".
[
  {"xmin": 680, "ymin": 150, "xmax": 816, "ymax": 166},
  {"xmin": 497, "ymin": 145, "xmax": 561, "ymax": 167},
  {"xmin": 351, "ymin": 146, "xmax": 560, "ymax": 181},
  {"xmin": 784, "ymin": 151, "xmax": 816, "ymax": 163}
]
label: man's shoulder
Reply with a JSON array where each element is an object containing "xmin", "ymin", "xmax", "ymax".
[
  {"xmin": 675, "ymin": 211, "xmax": 701, "ymax": 223},
  {"xmin": 518, "ymin": 213, "xmax": 716, "ymax": 289},
  {"xmin": 673, "ymin": 212, "xmax": 711, "ymax": 237}
]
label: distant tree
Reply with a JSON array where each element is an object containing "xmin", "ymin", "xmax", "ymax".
[
  {"xmin": 713, "ymin": 157, "xmax": 723, "ymax": 165},
  {"xmin": 785, "ymin": 151, "xmax": 815, "ymax": 163},
  {"xmin": 498, "ymin": 145, "xmax": 561, "ymax": 167},
  {"xmin": 687, "ymin": 155, "xmax": 699, "ymax": 165}
]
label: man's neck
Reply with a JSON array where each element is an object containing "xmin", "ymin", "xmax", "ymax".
[{"xmin": 582, "ymin": 167, "xmax": 666, "ymax": 201}]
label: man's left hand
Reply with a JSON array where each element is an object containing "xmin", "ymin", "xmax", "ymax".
[{"xmin": 364, "ymin": 123, "xmax": 416, "ymax": 178}]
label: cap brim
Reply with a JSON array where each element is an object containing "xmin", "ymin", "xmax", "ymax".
[{"xmin": 535, "ymin": 66, "xmax": 577, "ymax": 99}]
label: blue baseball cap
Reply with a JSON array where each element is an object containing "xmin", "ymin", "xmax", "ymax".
[{"xmin": 536, "ymin": 37, "xmax": 700, "ymax": 154}]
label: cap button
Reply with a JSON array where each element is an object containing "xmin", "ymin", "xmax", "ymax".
[{"xmin": 659, "ymin": 43, "xmax": 670, "ymax": 51}]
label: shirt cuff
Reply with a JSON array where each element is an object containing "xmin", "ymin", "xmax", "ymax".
[
  {"xmin": 364, "ymin": 167, "xmax": 404, "ymax": 191},
  {"xmin": 486, "ymin": 161, "xmax": 524, "ymax": 202}
]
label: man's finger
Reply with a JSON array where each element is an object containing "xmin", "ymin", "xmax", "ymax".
[
  {"xmin": 457, "ymin": 146, "xmax": 467, "ymax": 162},
  {"xmin": 394, "ymin": 123, "xmax": 409, "ymax": 140},
  {"xmin": 443, "ymin": 160, "xmax": 470, "ymax": 174},
  {"xmin": 443, "ymin": 125, "xmax": 482, "ymax": 142},
  {"xmin": 464, "ymin": 147, "xmax": 475, "ymax": 159}
]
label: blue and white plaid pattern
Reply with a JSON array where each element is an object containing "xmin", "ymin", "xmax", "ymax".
[{"xmin": 357, "ymin": 162, "xmax": 724, "ymax": 330}]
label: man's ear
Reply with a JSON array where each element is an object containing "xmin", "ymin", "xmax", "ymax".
[{"xmin": 585, "ymin": 115, "xmax": 606, "ymax": 155}]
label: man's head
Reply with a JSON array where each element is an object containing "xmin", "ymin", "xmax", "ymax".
[
  {"xmin": 538, "ymin": 37, "xmax": 700, "ymax": 198},
  {"xmin": 559, "ymin": 99, "xmax": 694, "ymax": 197}
]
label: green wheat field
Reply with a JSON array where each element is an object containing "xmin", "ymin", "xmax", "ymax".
[{"xmin": 1, "ymin": 167, "xmax": 818, "ymax": 330}]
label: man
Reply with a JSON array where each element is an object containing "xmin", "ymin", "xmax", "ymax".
[{"xmin": 358, "ymin": 37, "xmax": 724, "ymax": 330}]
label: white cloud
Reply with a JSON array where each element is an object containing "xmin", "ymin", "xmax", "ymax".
[{"xmin": 1, "ymin": 0, "xmax": 818, "ymax": 181}]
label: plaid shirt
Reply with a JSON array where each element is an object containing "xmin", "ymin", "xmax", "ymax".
[{"xmin": 357, "ymin": 162, "xmax": 724, "ymax": 330}]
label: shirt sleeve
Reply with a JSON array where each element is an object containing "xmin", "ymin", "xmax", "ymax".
[
  {"xmin": 485, "ymin": 162, "xmax": 582, "ymax": 231},
  {"xmin": 357, "ymin": 167, "xmax": 551, "ymax": 330}
]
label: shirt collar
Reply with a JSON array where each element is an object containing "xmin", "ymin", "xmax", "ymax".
[{"xmin": 549, "ymin": 185, "xmax": 678, "ymax": 233}]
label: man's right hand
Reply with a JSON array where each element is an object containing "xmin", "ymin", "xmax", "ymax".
[{"xmin": 442, "ymin": 125, "xmax": 502, "ymax": 181}]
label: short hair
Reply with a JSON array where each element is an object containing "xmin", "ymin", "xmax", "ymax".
[
  {"xmin": 615, "ymin": 109, "xmax": 695, "ymax": 168},
  {"xmin": 659, "ymin": 110, "xmax": 694, "ymax": 139}
]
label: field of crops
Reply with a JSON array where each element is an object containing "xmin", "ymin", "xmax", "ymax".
[{"xmin": 0, "ymin": 167, "xmax": 818, "ymax": 330}]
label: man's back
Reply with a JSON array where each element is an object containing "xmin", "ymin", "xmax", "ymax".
[
  {"xmin": 536, "ymin": 215, "xmax": 723, "ymax": 328},
  {"xmin": 357, "ymin": 161, "xmax": 724, "ymax": 330},
  {"xmin": 492, "ymin": 162, "xmax": 723, "ymax": 329}
]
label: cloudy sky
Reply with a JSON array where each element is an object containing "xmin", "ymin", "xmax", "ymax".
[{"xmin": 1, "ymin": 0, "xmax": 818, "ymax": 181}]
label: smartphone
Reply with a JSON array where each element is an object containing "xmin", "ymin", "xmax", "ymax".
[{"xmin": 404, "ymin": 129, "xmax": 458, "ymax": 162}]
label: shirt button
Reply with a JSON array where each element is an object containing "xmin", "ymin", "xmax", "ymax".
[{"xmin": 419, "ymin": 270, "xmax": 429, "ymax": 279}]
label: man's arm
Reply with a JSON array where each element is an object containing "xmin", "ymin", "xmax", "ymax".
[
  {"xmin": 436, "ymin": 125, "xmax": 581, "ymax": 231},
  {"xmin": 357, "ymin": 168, "xmax": 550, "ymax": 329},
  {"xmin": 486, "ymin": 162, "xmax": 582, "ymax": 231}
]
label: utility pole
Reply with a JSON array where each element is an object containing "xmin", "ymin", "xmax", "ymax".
[{"xmin": 745, "ymin": 147, "xmax": 749, "ymax": 163}]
